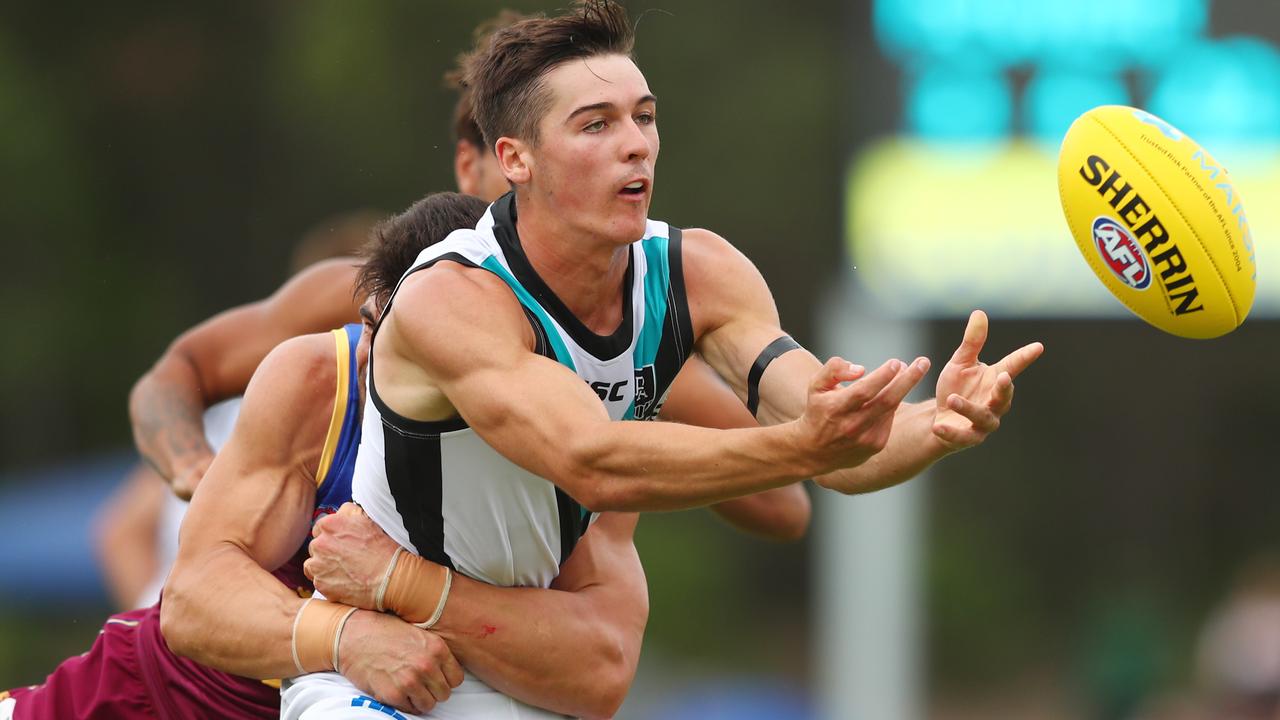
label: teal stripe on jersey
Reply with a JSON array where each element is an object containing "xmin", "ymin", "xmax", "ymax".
[
  {"xmin": 481, "ymin": 255, "xmax": 576, "ymax": 372},
  {"xmin": 624, "ymin": 235, "xmax": 671, "ymax": 420}
]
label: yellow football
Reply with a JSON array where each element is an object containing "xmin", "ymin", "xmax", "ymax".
[{"xmin": 1057, "ymin": 105, "xmax": 1257, "ymax": 338}]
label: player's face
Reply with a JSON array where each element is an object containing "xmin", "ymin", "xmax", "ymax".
[{"xmin": 528, "ymin": 53, "xmax": 658, "ymax": 245}]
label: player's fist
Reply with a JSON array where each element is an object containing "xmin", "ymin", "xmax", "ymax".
[
  {"xmin": 338, "ymin": 610, "xmax": 465, "ymax": 715},
  {"xmin": 305, "ymin": 503, "xmax": 399, "ymax": 610}
]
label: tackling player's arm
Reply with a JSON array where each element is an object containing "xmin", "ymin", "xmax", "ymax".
[
  {"xmin": 307, "ymin": 507, "xmax": 647, "ymax": 720},
  {"xmin": 130, "ymin": 258, "xmax": 361, "ymax": 499},
  {"xmin": 683, "ymin": 228, "xmax": 1044, "ymax": 494},
  {"xmin": 377, "ymin": 262, "xmax": 925, "ymax": 512},
  {"xmin": 436, "ymin": 512, "xmax": 646, "ymax": 720},
  {"xmin": 660, "ymin": 357, "xmax": 810, "ymax": 541},
  {"xmin": 161, "ymin": 334, "xmax": 461, "ymax": 715}
]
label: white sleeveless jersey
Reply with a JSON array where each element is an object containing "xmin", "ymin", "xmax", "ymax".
[
  {"xmin": 284, "ymin": 195, "xmax": 698, "ymax": 718},
  {"xmin": 352, "ymin": 193, "xmax": 694, "ymax": 591}
]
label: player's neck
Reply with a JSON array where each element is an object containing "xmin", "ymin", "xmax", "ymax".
[{"xmin": 513, "ymin": 194, "xmax": 629, "ymax": 336}]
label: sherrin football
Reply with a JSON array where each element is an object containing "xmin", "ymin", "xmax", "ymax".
[{"xmin": 1057, "ymin": 105, "xmax": 1257, "ymax": 339}]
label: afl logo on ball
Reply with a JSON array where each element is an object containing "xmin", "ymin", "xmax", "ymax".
[{"xmin": 1092, "ymin": 216, "xmax": 1151, "ymax": 290}]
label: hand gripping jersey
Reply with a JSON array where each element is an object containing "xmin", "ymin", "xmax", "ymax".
[{"xmin": 2, "ymin": 324, "xmax": 363, "ymax": 720}]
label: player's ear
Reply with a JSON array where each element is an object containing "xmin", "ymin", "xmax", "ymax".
[{"xmin": 495, "ymin": 137, "xmax": 531, "ymax": 185}]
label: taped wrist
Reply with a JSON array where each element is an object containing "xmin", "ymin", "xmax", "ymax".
[
  {"xmin": 291, "ymin": 599, "xmax": 358, "ymax": 675},
  {"xmin": 381, "ymin": 550, "xmax": 451, "ymax": 627}
]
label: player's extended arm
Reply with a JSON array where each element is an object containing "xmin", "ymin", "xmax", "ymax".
[
  {"xmin": 130, "ymin": 258, "xmax": 361, "ymax": 499},
  {"xmin": 161, "ymin": 336, "xmax": 461, "ymax": 714},
  {"xmin": 379, "ymin": 264, "xmax": 927, "ymax": 513},
  {"xmin": 684, "ymin": 229, "xmax": 1044, "ymax": 494},
  {"xmin": 306, "ymin": 506, "xmax": 646, "ymax": 720},
  {"xmin": 660, "ymin": 357, "xmax": 811, "ymax": 541}
]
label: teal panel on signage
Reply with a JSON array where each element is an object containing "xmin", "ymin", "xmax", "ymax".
[
  {"xmin": 1025, "ymin": 69, "xmax": 1130, "ymax": 146},
  {"xmin": 875, "ymin": 0, "xmax": 1207, "ymax": 70},
  {"xmin": 1150, "ymin": 37, "xmax": 1280, "ymax": 147},
  {"xmin": 906, "ymin": 61, "xmax": 1012, "ymax": 140}
]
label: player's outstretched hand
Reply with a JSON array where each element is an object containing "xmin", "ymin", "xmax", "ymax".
[
  {"xmin": 338, "ymin": 610, "xmax": 465, "ymax": 715},
  {"xmin": 796, "ymin": 354, "xmax": 931, "ymax": 473},
  {"xmin": 305, "ymin": 502, "xmax": 399, "ymax": 610},
  {"xmin": 932, "ymin": 310, "xmax": 1044, "ymax": 450}
]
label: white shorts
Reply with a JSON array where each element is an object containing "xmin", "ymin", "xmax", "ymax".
[
  {"xmin": 0, "ymin": 696, "xmax": 14, "ymax": 720},
  {"xmin": 281, "ymin": 671, "xmax": 571, "ymax": 720}
]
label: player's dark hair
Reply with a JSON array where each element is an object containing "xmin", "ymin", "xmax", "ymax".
[
  {"xmin": 446, "ymin": 10, "xmax": 530, "ymax": 151},
  {"xmin": 461, "ymin": 0, "xmax": 635, "ymax": 149},
  {"xmin": 356, "ymin": 192, "xmax": 489, "ymax": 309}
]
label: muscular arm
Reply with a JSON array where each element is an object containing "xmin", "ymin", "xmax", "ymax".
[
  {"xmin": 374, "ymin": 255, "xmax": 925, "ymax": 512},
  {"xmin": 160, "ymin": 336, "xmax": 333, "ymax": 677},
  {"xmin": 660, "ymin": 358, "xmax": 810, "ymax": 541},
  {"xmin": 307, "ymin": 507, "xmax": 648, "ymax": 720},
  {"xmin": 434, "ymin": 513, "xmax": 647, "ymax": 719},
  {"xmin": 162, "ymin": 335, "xmax": 461, "ymax": 714},
  {"xmin": 130, "ymin": 259, "xmax": 361, "ymax": 498}
]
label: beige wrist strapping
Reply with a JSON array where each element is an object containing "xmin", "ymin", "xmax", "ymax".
[
  {"xmin": 380, "ymin": 548, "xmax": 452, "ymax": 628},
  {"xmin": 374, "ymin": 546, "xmax": 404, "ymax": 612},
  {"xmin": 290, "ymin": 598, "xmax": 359, "ymax": 675}
]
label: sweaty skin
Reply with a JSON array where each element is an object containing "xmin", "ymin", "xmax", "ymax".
[{"xmin": 163, "ymin": 329, "xmax": 645, "ymax": 719}]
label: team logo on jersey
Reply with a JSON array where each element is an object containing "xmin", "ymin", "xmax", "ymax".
[
  {"xmin": 633, "ymin": 364, "xmax": 659, "ymax": 419},
  {"xmin": 349, "ymin": 696, "xmax": 408, "ymax": 719},
  {"xmin": 1092, "ymin": 216, "xmax": 1151, "ymax": 290}
]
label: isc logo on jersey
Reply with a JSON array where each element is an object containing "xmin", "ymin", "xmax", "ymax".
[{"xmin": 1092, "ymin": 217, "xmax": 1151, "ymax": 289}]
